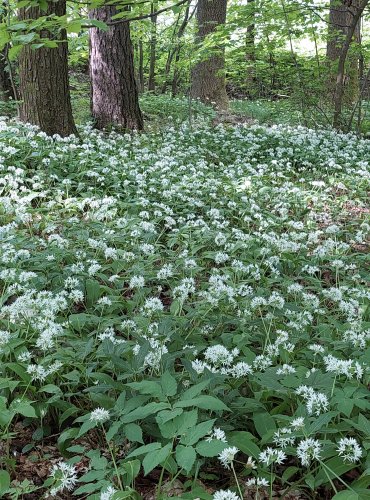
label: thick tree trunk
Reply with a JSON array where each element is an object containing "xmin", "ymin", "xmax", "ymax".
[
  {"xmin": 18, "ymin": 0, "xmax": 77, "ymax": 136},
  {"xmin": 89, "ymin": 6, "xmax": 143, "ymax": 130},
  {"xmin": 148, "ymin": 1, "xmax": 158, "ymax": 92},
  {"xmin": 191, "ymin": 0, "xmax": 228, "ymax": 110}
]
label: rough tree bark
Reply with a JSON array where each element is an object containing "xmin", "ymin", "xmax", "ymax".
[
  {"xmin": 18, "ymin": 0, "xmax": 77, "ymax": 136},
  {"xmin": 191, "ymin": 0, "xmax": 228, "ymax": 110},
  {"xmin": 89, "ymin": 5, "xmax": 143, "ymax": 130}
]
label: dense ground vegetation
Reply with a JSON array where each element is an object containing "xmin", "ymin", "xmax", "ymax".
[{"xmin": 0, "ymin": 102, "xmax": 369, "ymax": 499}]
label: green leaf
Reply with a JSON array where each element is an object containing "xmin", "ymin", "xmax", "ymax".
[
  {"xmin": 125, "ymin": 423, "xmax": 143, "ymax": 443},
  {"xmin": 126, "ymin": 442, "xmax": 161, "ymax": 459},
  {"xmin": 121, "ymin": 402, "xmax": 171, "ymax": 423},
  {"xmin": 332, "ymin": 493, "xmax": 360, "ymax": 500},
  {"xmin": 228, "ymin": 432, "xmax": 260, "ymax": 458},
  {"xmin": 180, "ymin": 419, "xmax": 215, "ymax": 446},
  {"xmin": 308, "ymin": 411, "xmax": 337, "ymax": 434},
  {"xmin": 142, "ymin": 443, "xmax": 172, "ymax": 475},
  {"xmin": 126, "ymin": 380, "xmax": 163, "ymax": 398},
  {"xmin": 10, "ymin": 400, "xmax": 37, "ymax": 418},
  {"xmin": 156, "ymin": 408, "xmax": 183, "ymax": 425},
  {"xmin": 0, "ymin": 470, "xmax": 10, "ymax": 495},
  {"xmin": 181, "ymin": 380, "xmax": 210, "ymax": 400},
  {"xmin": 253, "ymin": 412, "xmax": 276, "ymax": 439},
  {"xmin": 119, "ymin": 459, "xmax": 141, "ymax": 485},
  {"xmin": 175, "ymin": 445, "xmax": 196, "ymax": 472},
  {"xmin": 174, "ymin": 396, "xmax": 229, "ymax": 411},
  {"xmin": 195, "ymin": 439, "xmax": 227, "ymax": 457},
  {"xmin": 161, "ymin": 371, "xmax": 177, "ymax": 396},
  {"xmin": 85, "ymin": 278, "xmax": 102, "ymax": 307}
]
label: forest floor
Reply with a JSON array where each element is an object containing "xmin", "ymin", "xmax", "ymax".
[{"xmin": 0, "ymin": 101, "xmax": 369, "ymax": 499}]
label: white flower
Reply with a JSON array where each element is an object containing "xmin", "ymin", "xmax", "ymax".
[
  {"xmin": 258, "ymin": 447, "xmax": 286, "ymax": 466},
  {"xmin": 246, "ymin": 477, "xmax": 269, "ymax": 487},
  {"xmin": 141, "ymin": 297, "xmax": 164, "ymax": 315},
  {"xmin": 100, "ymin": 485, "xmax": 117, "ymax": 500},
  {"xmin": 213, "ymin": 490, "xmax": 239, "ymax": 500},
  {"xmin": 90, "ymin": 408, "xmax": 110, "ymax": 423},
  {"xmin": 206, "ymin": 427, "xmax": 227, "ymax": 443},
  {"xmin": 218, "ymin": 446, "xmax": 239, "ymax": 469},
  {"xmin": 297, "ymin": 438, "xmax": 322, "ymax": 466},
  {"xmin": 290, "ymin": 417, "xmax": 305, "ymax": 430},
  {"xmin": 129, "ymin": 275, "xmax": 145, "ymax": 288},
  {"xmin": 337, "ymin": 438, "xmax": 362, "ymax": 463},
  {"xmin": 49, "ymin": 461, "xmax": 78, "ymax": 496},
  {"xmin": 204, "ymin": 345, "xmax": 238, "ymax": 367}
]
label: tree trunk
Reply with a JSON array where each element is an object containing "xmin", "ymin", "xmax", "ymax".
[
  {"xmin": 139, "ymin": 38, "xmax": 145, "ymax": 93},
  {"xmin": 327, "ymin": 0, "xmax": 362, "ymax": 100},
  {"xmin": 162, "ymin": 1, "xmax": 191, "ymax": 94},
  {"xmin": 332, "ymin": 0, "xmax": 368, "ymax": 129},
  {"xmin": 148, "ymin": 1, "xmax": 158, "ymax": 92},
  {"xmin": 18, "ymin": 0, "xmax": 77, "ymax": 136},
  {"xmin": 191, "ymin": 0, "xmax": 228, "ymax": 110},
  {"xmin": 0, "ymin": 49, "xmax": 13, "ymax": 101},
  {"xmin": 89, "ymin": 6, "xmax": 143, "ymax": 130},
  {"xmin": 245, "ymin": 0, "xmax": 257, "ymax": 97}
]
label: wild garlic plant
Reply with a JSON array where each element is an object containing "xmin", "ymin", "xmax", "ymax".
[{"xmin": 0, "ymin": 113, "xmax": 369, "ymax": 499}]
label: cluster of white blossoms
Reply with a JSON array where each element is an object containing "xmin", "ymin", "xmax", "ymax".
[
  {"xmin": 295, "ymin": 386, "xmax": 329, "ymax": 416},
  {"xmin": 192, "ymin": 344, "xmax": 253, "ymax": 378},
  {"xmin": 0, "ymin": 116, "xmax": 368, "ymax": 497},
  {"xmin": 90, "ymin": 407, "xmax": 110, "ymax": 423},
  {"xmin": 49, "ymin": 461, "xmax": 78, "ymax": 496}
]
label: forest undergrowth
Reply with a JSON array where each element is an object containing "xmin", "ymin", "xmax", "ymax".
[{"xmin": 0, "ymin": 109, "xmax": 369, "ymax": 499}]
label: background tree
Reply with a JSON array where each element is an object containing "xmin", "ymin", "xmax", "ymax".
[
  {"xmin": 191, "ymin": 0, "xmax": 228, "ymax": 110},
  {"xmin": 327, "ymin": 0, "xmax": 362, "ymax": 100},
  {"xmin": 89, "ymin": 5, "xmax": 143, "ymax": 130},
  {"xmin": 18, "ymin": 0, "xmax": 76, "ymax": 136}
]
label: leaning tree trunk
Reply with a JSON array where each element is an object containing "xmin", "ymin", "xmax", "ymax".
[
  {"xmin": 89, "ymin": 6, "xmax": 143, "ymax": 130},
  {"xmin": 332, "ymin": 0, "xmax": 369, "ymax": 129},
  {"xmin": 18, "ymin": 0, "xmax": 77, "ymax": 136},
  {"xmin": 327, "ymin": 0, "xmax": 361, "ymax": 102},
  {"xmin": 191, "ymin": 0, "xmax": 228, "ymax": 110}
]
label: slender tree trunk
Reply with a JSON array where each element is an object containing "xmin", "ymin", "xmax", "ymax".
[
  {"xmin": 191, "ymin": 0, "xmax": 228, "ymax": 110},
  {"xmin": 162, "ymin": 1, "xmax": 191, "ymax": 94},
  {"xmin": 332, "ymin": 0, "xmax": 368, "ymax": 129},
  {"xmin": 89, "ymin": 6, "xmax": 143, "ymax": 130},
  {"xmin": 245, "ymin": 0, "xmax": 257, "ymax": 97},
  {"xmin": 327, "ymin": 0, "xmax": 361, "ymax": 101},
  {"xmin": 0, "ymin": 49, "xmax": 13, "ymax": 101},
  {"xmin": 148, "ymin": 1, "xmax": 158, "ymax": 92},
  {"xmin": 18, "ymin": 0, "xmax": 76, "ymax": 136},
  {"xmin": 139, "ymin": 38, "xmax": 144, "ymax": 93}
]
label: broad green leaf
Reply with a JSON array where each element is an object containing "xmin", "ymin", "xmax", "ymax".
[
  {"xmin": 161, "ymin": 371, "xmax": 177, "ymax": 396},
  {"xmin": 253, "ymin": 412, "xmax": 276, "ymax": 438},
  {"xmin": 126, "ymin": 442, "xmax": 161, "ymax": 459},
  {"xmin": 195, "ymin": 439, "xmax": 228, "ymax": 457},
  {"xmin": 175, "ymin": 445, "xmax": 196, "ymax": 472},
  {"xmin": 142, "ymin": 443, "xmax": 172, "ymax": 475},
  {"xmin": 174, "ymin": 396, "xmax": 229, "ymax": 411}
]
